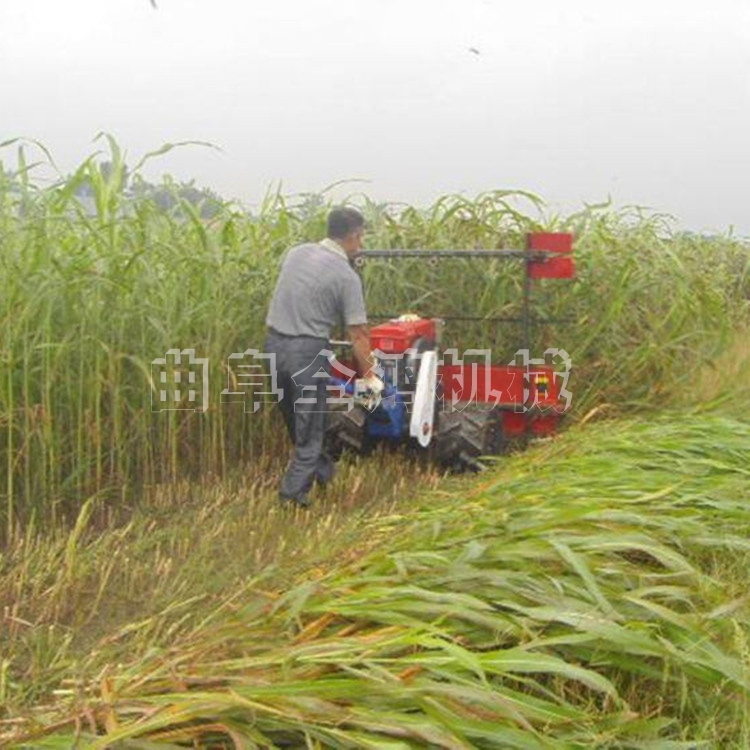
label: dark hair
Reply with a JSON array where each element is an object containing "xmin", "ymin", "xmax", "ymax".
[{"xmin": 327, "ymin": 207, "xmax": 364, "ymax": 240}]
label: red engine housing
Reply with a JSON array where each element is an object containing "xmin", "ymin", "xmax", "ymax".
[
  {"xmin": 370, "ymin": 318, "xmax": 437, "ymax": 354},
  {"xmin": 332, "ymin": 317, "xmax": 568, "ymax": 440}
]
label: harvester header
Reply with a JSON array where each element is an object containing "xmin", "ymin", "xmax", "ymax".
[{"xmin": 327, "ymin": 232, "xmax": 576, "ymax": 470}]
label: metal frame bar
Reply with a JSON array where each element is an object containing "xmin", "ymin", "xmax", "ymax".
[
  {"xmin": 522, "ymin": 253, "xmax": 532, "ymax": 352},
  {"xmin": 355, "ymin": 247, "xmax": 561, "ymax": 352},
  {"xmin": 356, "ymin": 248, "xmax": 552, "ymax": 260}
]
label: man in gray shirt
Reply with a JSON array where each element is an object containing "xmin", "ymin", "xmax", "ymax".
[{"xmin": 265, "ymin": 207, "xmax": 383, "ymax": 508}]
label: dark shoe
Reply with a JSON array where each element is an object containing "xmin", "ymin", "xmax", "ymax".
[
  {"xmin": 315, "ymin": 456, "xmax": 335, "ymax": 486},
  {"xmin": 278, "ymin": 492, "xmax": 311, "ymax": 509},
  {"xmin": 315, "ymin": 470, "xmax": 334, "ymax": 487},
  {"xmin": 301, "ymin": 468, "xmax": 333, "ymax": 494}
]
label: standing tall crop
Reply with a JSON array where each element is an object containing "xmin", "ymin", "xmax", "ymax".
[{"xmin": 0, "ymin": 139, "xmax": 747, "ymax": 540}]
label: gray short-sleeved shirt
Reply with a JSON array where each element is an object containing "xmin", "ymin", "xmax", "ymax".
[{"xmin": 265, "ymin": 241, "xmax": 368, "ymax": 339}]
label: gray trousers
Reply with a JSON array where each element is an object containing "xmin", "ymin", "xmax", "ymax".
[{"xmin": 265, "ymin": 330, "xmax": 335, "ymax": 500}]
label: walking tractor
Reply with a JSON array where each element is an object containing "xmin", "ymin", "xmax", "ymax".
[{"xmin": 326, "ymin": 233, "xmax": 576, "ymax": 471}]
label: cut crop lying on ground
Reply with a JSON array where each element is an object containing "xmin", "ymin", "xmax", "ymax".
[{"xmin": 7, "ymin": 409, "xmax": 750, "ymax": 748}]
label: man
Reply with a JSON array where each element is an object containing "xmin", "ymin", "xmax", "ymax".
[{"xmin": 265, "ymin": 207, "xmax": 383, "ymax": 508}]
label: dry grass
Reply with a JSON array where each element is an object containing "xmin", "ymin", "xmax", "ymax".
[{"xmin": 0, "ymin": 448, "xmax": 442, "ymax": 715}]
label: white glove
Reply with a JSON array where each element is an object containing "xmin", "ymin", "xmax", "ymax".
[
  {"xmin": 365, "ymin": 374, "xmax": 384, "ymax": 394},
  {"xmin": 355, "ymin": 374, "xmax": 385, "ymax": 410}
]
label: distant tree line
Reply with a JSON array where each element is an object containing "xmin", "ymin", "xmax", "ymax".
[{"xmin": 73, "ymin": 161, "xmax": 225, "ymax": 220}]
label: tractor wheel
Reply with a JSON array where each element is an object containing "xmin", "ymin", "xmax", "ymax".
[
  {"xmin": 325, "ymin": 405, "xmax": 369, "ymax": 459},
  {"xmin": 432, "ymin": 407, "xmax": 504, "ymax": 472}
]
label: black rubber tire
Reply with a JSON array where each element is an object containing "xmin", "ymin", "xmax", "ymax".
[
  {"xmin": 325, "ymin": 405, "xmax": 369, "ymax": 459},
  {"xmin": 431, "ymin": 406, "xmax": 505, "ymax": 472}
]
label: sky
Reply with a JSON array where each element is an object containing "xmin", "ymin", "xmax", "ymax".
[{"xmin": 1, "ymin": 0, "xmax": 749, "ymax": 235}]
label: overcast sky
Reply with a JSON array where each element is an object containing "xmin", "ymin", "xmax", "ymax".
[{"xmin": 2, "ymin": 0, "xmax": 749, "ymax": 235}]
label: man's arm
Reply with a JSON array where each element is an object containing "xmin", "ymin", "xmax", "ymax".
[{"xmin": 347, "ymin": 324, "xmax": 377, "ymax": 379}]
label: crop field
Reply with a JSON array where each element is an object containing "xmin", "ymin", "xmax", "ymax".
[{"xmin": 1, "ymin": 142, "xmax": 749, "ymax": 748}]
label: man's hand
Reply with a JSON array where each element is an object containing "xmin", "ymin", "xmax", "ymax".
[
  {"xmin": 348, "ymin": 325, "xmax": 384, "ymax": 408},
  {"xmin": 348, "ymin": 324, "xmax": 378, "ymax": 379}
]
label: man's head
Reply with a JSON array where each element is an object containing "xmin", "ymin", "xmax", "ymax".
[{"xmin": 327, "ymin": 207, "xmax": 365, "ymax": 256}]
